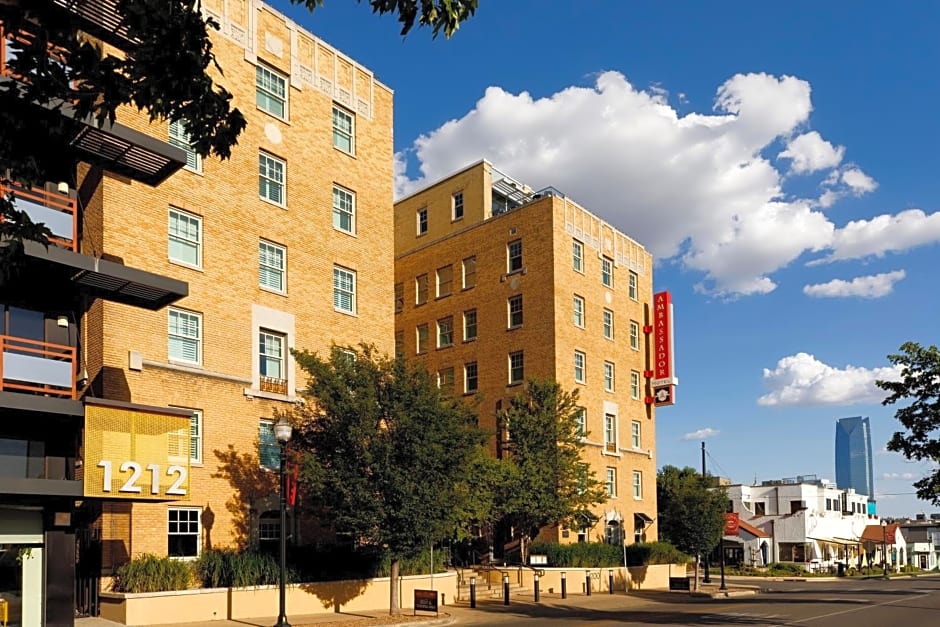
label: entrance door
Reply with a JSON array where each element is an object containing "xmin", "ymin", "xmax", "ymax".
[
  {"xmin": 0, "ymin": 509, "xmax": 44, "ymax": 627},
  {"xmin": 920, "ymin": 554, "xmax": 928, "ymax": 570}
]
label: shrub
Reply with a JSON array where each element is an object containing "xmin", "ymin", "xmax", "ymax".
[
  {"xmin": 624, "ymin": 542, "xmax": 691, "ymax": 567},
  {"xmin": 527, "ymin": 541, "xmax": 689, "ymax": 568},
  {"xmin": 767, "ymin": 562, "xmax": 805, "ymax": 575},
  {"xmin": 195, "ymin": 549, "xmax": 285, "ymax": 588},
  {"xmin": 113, "ymin": 554, "xmax": 194, "ymax": 593},
  {"xmin": 375, "ymin": 548, "xmax": 448, "ymax": 577}
]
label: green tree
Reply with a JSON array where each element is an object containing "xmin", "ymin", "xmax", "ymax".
[
  {"xmin": 496, "ymin": 379, "xmax": 605, "ymax": 563},
  {"xmin": 877, "ymin": 342, "xmax": 940, "ymax": 504},
  {"xmin": 290, "ymin": 345, "xmax": 486, "ymax": 615},
  {"xmin": 656, "ymin": 465, "xmax": 727, "ymax": 584},
  {"xmin": 0, "ymin": 0, "xmax": 477, "ymax": 273}
]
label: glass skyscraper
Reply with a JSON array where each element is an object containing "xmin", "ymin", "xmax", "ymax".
[{"xmin": 835, "ymin": 416, "xmax": 874, "ymax": 505}]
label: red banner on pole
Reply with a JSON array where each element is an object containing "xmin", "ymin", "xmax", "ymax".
[{"xmin": 724, "ymin": 512, "xmax": 740, "ymax": 536}]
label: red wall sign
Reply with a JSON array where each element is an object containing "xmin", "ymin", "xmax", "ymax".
[
  {"xmin": 724, "ymin": 512, "xmax": 740, "ymax": 536},
  {"xmin": 651, "ymin": 291, "xmax": 677, "ymax": 387}
]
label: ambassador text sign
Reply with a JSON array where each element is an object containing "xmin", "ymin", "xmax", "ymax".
[{"xmin": 651, "ymin": 291, "xmax": 677, "ymax": 406}]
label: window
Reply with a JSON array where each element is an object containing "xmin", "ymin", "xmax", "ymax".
[
  {"xmin": 462, "ymin": 256, "xmax": 476, "ymax": 289},
  {"xmin": 437, "ymin": 317, "xmax": 454, "ymax": 348},
  {"xmin": 463, "ymin": 309, "xmax": 477, "ymax": 341},
  {"xmin": 168, "ymin": 208, "xmax": 201, "ymax": 268},
  {"xmin": 416, "ymin": 324, "xmax": 429, "ymax": 353},
  {"xmin": 604, "ymin": 414, "xmax": 617, "ymax": 452},
  {"xmin": 168, "ymin": 308, "xmax": 201, "ymax": 364},
  {"xmin": 333, "ymin": 266, "xmax": 356, "ymax": 314},
  {"xmin": 259, "ymin": 420, "xmax": 279, "ymax": 470},
  {"xmin": 604, "ymin": 361, "xmax": 615, "ymax": 392},
  {"xmin": 631, "ymin": 420, "xmax": 641, "ymax": 449},
  {"xmin": 508, "ymin": 294, "xmax": 523, "ymax": 328},
  {"xmin": 629, "ymin": 271, "xmax": 638, "ymax": 300},
  {"xmin": 632, "ymin": 471, "xmax": 643, "ymax": 499},
  {"xmin": 394, "ymin": 283, "xmax": 404, "ymax": 313},
  {"xmin": 629, "ymin": 320, "xmax": 640, "ymax": 350},
  {"xmin": 436, "ymin": 265, "xmax": 453, "ymax": 298},
  {"xmin": 601, "ymin": 256, "xmax": 613, "ymax": 287},
  {"xmin": 574, "ymin": 407, "xmax": 586, "ymax": 438},
  {"xmin": 259, "ymin": 152, "xmax": 285, "ymax": 205},
  {"xmin": 630, "ymin": 370, "xmax": 641, "ymax": 400},
  {"xmin": 603, "ymin": 309, "xmax": 614, "ymax": 340},
  {"xmin": 394, "ymin": 330, "xmax": 404, "ymax": 357},
  {"xmin": 574, "ymin": 351, "xmax": 586, "ymax": 384},
  {"xmin": 332, "ymin": 185, "xmax": 355, "ymax": 234},
  {"xmin": 452, "ymin": 192, "xmax": 464, "ymax": 220},
  {"xmin": 259, "ymin": 240, "xmax": 286, "ymax": 292},
  {"xmin": 170, "ymin": 409, "xmax": 203, "ymax": 464},
  {"xmin": 605, "ymin": 468, "xmax": 617, "ymax": 497},
  {"xmin": 573, "ymin": 295, "xmax": 585, "ymax": 328},
  {"xmin": 509, "ymin": 351, "xmax": 524, "ymax": 384},
  {"xmin": 754, "ymin": 502, "xmax": 766, "ymax": 516},
  {"xmin": 464, "ymin": 362, "xmax": 478, "ymax": 393},
  {"xmin": 507, "ymin": 239, "xmax": 523, "ymax": 273},
  {"xmin": 168, "ymin": 507, "xmax": 201, "ymax": 558},
  {"xmin": 259, "ymin": 331, "xmax": 287, "ymax": 394},
  {"xmin": 417, "ymin": 207, "xmax": 428, "ymax": 235},
  {"xmin": 168, "ymin": 120, "xmax": 201, "ymax": 173},
  {"xmin": 416, "ymin": 274, "xmax": 429, "ymax": 305},
  {"xmin": 256, "ymin": 64, "xmax": 287, "ymax": 118},
  {"xmin": 259, "ymin": 511, "xmax": 280, "ymax": 542},
  {"xmin": 572, "ymin": 239, "xmax": 584, "ymax": 273},
  {"xmin": 437, "ymin": 367, "xmax": 455, "ymax": 392},
  {"xmin": 332, "ymin": 106, "xmax": 354, "ymax": 153}
]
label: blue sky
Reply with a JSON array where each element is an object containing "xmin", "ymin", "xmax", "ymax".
[{"xmin": 270, "ymin": 1, "xmax": 940, "ymax": 517}]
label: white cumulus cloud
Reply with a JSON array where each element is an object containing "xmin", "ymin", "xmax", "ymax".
[
  {"xmin": 758, "ymin": 353, "xmax": 902, "ymax": 406},
  {"xmin": 841, "ymin": 167, "xmax": 878, "ymax": 194},
  {"xmin": 815, "ymin": 209, "xmax": 940, "ymax": 263},
  {"xmin": 803, "ymin": 270, "xmax": 906, "ymax": 298},
  {"xmin": 681, "ymin": 428, "xmax": 720, "ymax": 441},
  {"xmin": 779, "ymin": 131, "xmax": 845, "ymax": 174}
]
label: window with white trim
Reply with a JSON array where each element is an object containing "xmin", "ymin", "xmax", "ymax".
[
  {"xmin": 631, "ymin": 420, "xmax": 641, "ymax": 449},
  {"xmin": 416, "ymin": 274, "xmax": 429, "ymax": 305},
  {"xmin": 603, "ymin": 309, "xmax": 614, "ymax": 340},
  {"xmin": 604, "ymin": 413, "xmax": 617, "ymax": 452},
  {"xmin": 604, "ymin": 361, "xmax": 615, "ymax": 392},
  {"xmin": 259, "ymin": 511, "xmax": 280, "ymax": 542},
  {"xmin": 170, "ymin": 409, "xmax": 203, "ymax": 464},
  {"xmin": 573, "ymin": 295, "xmax": 585, "ymax": 328},
  {"xmin": 417, "ymin": 207, "xmax": 428, "ymax": 235},
  {"xmin": 572, "ymin": 239, "xmax": 584, "ymax": 273},
  {"xmin": 168, "ymin": 507, "xmax": 201, "ymax": 558},
  {"xmin": 259, "ymin": 152, "xmax": 285, "ymax": 205},
  {"xmin": 463, "ymin": 309, "xmax": 477, "ymax": 341},
  {"xmin": 394, "ymin": 283, "xmax": 404, "ymax": 313},
  {"xmin": 259, "ymin": 240, "xmax": 286, "ymax": 292},
  {"xmin": 332, "ymin": 185, "xmax": 355, "ymax": 234},
  {"xmin": 574, "ymin": 350, "xmax": 586, "ymax": 384},
  {"xmin": 259, "ymin": 330, "xmax": 287, "ymax": 394},
  {"xmin": 453, "ymin": 192, "xmax": 464, "ymax": 220},
  {"xmin": 508, "ymin": 294, "xmax": 523, "ymax": 328},
  {"xmin": 259, "ymin": 419, "xmax": 278, "ymax": 470},
  {"xmin": 601, "ymin": 256, "xmax": 613, "ymax": 287},
  {"xmin": 333, "ymin": 266, "xmax": 356, "ymax": 314},
  {"xmin": 437, "ymin": 367, "xmax": 455, "ymax": 391},
  {"xmin": 633, "ymin": 471, "xmax": 643, "ymax": 499},
  {"xmin": 168, "ymin": 120, "xmax": 202, "ymax": 173},
  {"xmin": 168, "ymin": 208, "xmax": 201, "ymax": 268},
  {"xmin": 630, "ymin": 370, "xmax": 641, "ymax": 400},
  {"xmin": 605, "ymin": 467, "xmax": 617, "ymax": 497},
  {"xmin": 416, "ymin": 324, "xmax": 429, "ymax": 353},
  {"xmin": 574, "ymin": 407, "xmax": 586, "ymax": 438},
  {"xmin": 629, "ymin": 320, "xmax": 640, "ymax": 350},
  {"xmin": 437, "ymin": 317, "xmax": 454, "ymax": 348},
  {"xmin": 168, "ymin": 308, "xmax": 201, "ymax": 364},
  {"xmin": 332, "ymin": 106, "xmax": 355, "ymax": 153},
  {"xmin": 256, "ymin": 64, "xmax": 287, "ymax": 119},
  {"xmin": 464, "ymin": 361, "xmax": 478, "ymax": 393},
  {"xmin": 507, "ymin": 239, "xmax": 523, "ymax": 272},
  {"xmin": 509, "ymin": 351, "xmax": 524, "ymax": 384},
  {"xmin": 462, "ymin": 256, "xmax": 476, "ymax": 289},
  {"xmin": 629, "ymin": 271, "xmax": 638, "ymax": 300},
  {"xmin": 437, "ymin": 265, "xmax": 453, "ymax": 298}
]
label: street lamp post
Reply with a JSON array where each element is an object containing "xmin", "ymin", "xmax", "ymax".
[
  {"xmin": 881, "ymin": 519, "xmax": 889, "ymax": 581},
  {"xmin": 274, "ymin": 418, "xmax": 293, "ymax": 627}
]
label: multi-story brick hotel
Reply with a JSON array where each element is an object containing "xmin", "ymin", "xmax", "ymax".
[
  {"xmin": 394, "ymin": 160, "xmax": 660, "ymax": 547},
  {"xmin": 1, "ymin": 1, "xmax": 392, "ymax": 624}
]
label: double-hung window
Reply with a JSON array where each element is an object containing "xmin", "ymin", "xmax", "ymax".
[
  {"xmin": 170, "ymin": 409, "xmax": 203, "ymax": 464},
  {"xmin": 603, "ymin": 309, "xmax": 614, "ymax": 339},
  {"xmin": 259, "ymin": 240, "xmax": 286, "ymax": 292},
  {"xmin": 332, "ymin": 106, "xmax": 354, "ymax": 153},
  {"xmin": 604, "ymin": 414, "xmax": 617, "ymax": 452},
  {"xmin": 168, "ymin": 208, "xmax": 201, "ymax": 268},
  {"xmin": 416, "ymin": 324, "xmax": 429, "ymax": 353},
  {"xmin": 573, "ymin": 295, "xmax": 585, "ymax": 328},
  {"xmin": 333, "ymin": 266, "xmax": 356, "ymax": 314},
  {"xmin": 463, "ymin": 309, "xmax": 478, "ymax": 341},
  {"xmin": 168, "ymin": 507, "xmax": 201, "ymax": 558},
  {"xmin": 507, "ymin": 239, "xmax": 523, "ymax": 272},
  {"xmin": 437, "ymin": 265, "xmax": 453, "ymax": 298},
  {"xmin": 508, "ymin": 294, "xmax": 523, "ymax": 328},
  {"xmin": 601, "ymin": 256, "xmax": 613, "ymax": 287},
  {"xmin": 394, "ymin": 283, "xmax": 404, "ymax": 313},
  {"xmin": 631, "ymin": 420, "xmax": 641, "ymax": 449},
  {"xmin": 630, "ymin": 320, "xmax": 640, "ymax": 350},
  {"xmin": 259, "ymin": 152, "xmax": 285, "ymax": 205},
  {"xmin": 438, "ymin": 367, "xmax": 455, "ymax": 391},
  {"xmin": 259, "ymin": 331, "xmax": 286, "ymax": 394},
  {"xmin": 417, "ymin": 207, "xmax": 428, "ymax": 235},
  {"xmin": 416, "ymin": 274, "xmax": 429, "ymax": 305},
  {"xmin": 168, "ymin": 308, "xmax": 201, "ymax": 364},
  {"xmin": 604, "ymin": 361, "xmax": 615, "ymax": 392},
  {"xmin": 629, "ymin": 271, "xmax": 638, "ymax": 300},
  {"xmin": 453, "ymin": 192, "xmax": 464, "ymax": 220},
  {"xmin": 259, "ymin": 419, "xmax": 279, "ymax": 470},
  {"xmin": 256, "ymin": 64, "xmax": 287, "ymax": 119},
  {"xmin": 437, "ymin": 317, "xmax": 454, "ymax": 348},
  {"xmin": 332, "ymin": 185, "xmax": 355, "ymax": 234},
  {"xmin": 572, "ymin": 239, "xmax": 584, "ymax": 272},
  {"xmin": 462, "ymin": 256, "xmax": 476, "ymax": 289},
  {"xmin": 574, "ymin": 351, "xmax": 586, "ymax": 384},
  {"xmin": 509, "ymin": 351, "xmax": 524, "ymax": 384},
  {"xmin": 574, "ymin": 407, "xmax": 586, "ymax": 438},
  {"xmin": 606, "ymin": 468, "xmax": 617, "ymax": 497},
  {"xmin": 633, "ymin": 471, "xmax": 643, "ymax": 499},
  {"xmin": 464, "ymin": 362, "xmax": 478, "ymax": 393},
  {"xmin": 168, "ymin": 120, "xmax": 202, "ymax": 173},
  {"xmin": 630, "ymin": 370, "xmax": 641, "ymax": 400}
]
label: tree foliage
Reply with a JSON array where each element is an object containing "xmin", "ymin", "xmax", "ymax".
[
  {"xmin": 877, "ymin": 341, "xmax": 940, "ymax": 504},
  {"xmin": 292, "ymin": 0, "xmax": 478, "ymax": 38},
  {"xmin": 496, "ymin": 379, "xmax": 605, "ymax": 555},
  {"xmin": 656, "ymin": 465, "xmax": 727, "ymax": 557},
  {"xmin": 290, "ymin": 345, "xmax": 486, "ymax": 613}
]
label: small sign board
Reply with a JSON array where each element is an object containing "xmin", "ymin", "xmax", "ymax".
[
  {"xmin": 413, "ymin": 589, "xmax": 438, "ymax": 615},
  {"xmin": 530, "ymin": 554, "xmax": 548, "ymax": 566},
  {"xmin": 668, "ymin": 576, "xmax": 691, "ymax": 591}
]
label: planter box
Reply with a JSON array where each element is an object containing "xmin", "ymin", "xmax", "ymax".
[
  {"xmin": 100, "ymin": 572, "xmax": 457, "ymax": 625},
  {"xmin": 458, "ymin": 564, "xmax": 684, "ymax": 599}
]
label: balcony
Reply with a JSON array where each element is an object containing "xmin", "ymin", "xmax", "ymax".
[
  {"xmin": 260, "ymin": 376, "xmax": 288, "ymax": 396},
  {"xmin": 0, "ymin": 334, "xmax": 77, "ymax": 400},
  {"xmin": 1, "ymin": 182, "xmax": 77, "ymax": 251},
  {"xmin": 48, "ymin": 0, "xmax": 136, "ymax": 50}
]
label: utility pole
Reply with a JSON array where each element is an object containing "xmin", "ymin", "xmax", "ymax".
[{"xmin": 701, "ymin": 442, "xmax": 711, "ymax": 584}]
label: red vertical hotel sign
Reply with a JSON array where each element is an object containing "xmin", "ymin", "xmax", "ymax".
[{"xmin": 651, "ymin": 290, "xmax": 677, "ymax": 406}]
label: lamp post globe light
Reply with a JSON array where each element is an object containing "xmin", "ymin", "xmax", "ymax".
[
  {"xmin": 881, "ymin": 519, "xmax": 889, "ymax": 581},
  {"xmin": 274, "ymin": 417, "xmax": 293, "ymax": 627}
]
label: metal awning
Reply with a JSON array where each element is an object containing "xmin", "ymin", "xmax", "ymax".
[
  {"xmin": 808, "ymin": 536, "xmax": 860, "ymax": 546},
  {"xmin": 49, "ymin": 0, "xmax": 136, "ymax": 49},
  {"xmin": 634, "ymin": 512, "xmax": 654, "ymax": 524},
  {"xmin": 23, "ymin": 240, "xmax": 188, "ymax": 309}
]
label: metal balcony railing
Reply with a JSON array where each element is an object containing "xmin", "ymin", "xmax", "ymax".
[
  {"xmin": 1, "ymin": 182, "xmax": 78, "ymax": 251},
  {"xmin": 50, "ymin": 0, "xmax": 136, "ymax": 49},
  {"xmin": 0, "ymin": 334, "xmax": 77, "ymax": 399},
  {"xmin": 260, "ymin": 376, "xmax": 288, "ymax": 396}
]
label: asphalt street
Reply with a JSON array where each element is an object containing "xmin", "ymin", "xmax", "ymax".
[{"xmin": 446, "ymin": 576, "xmax": 940, "ymax": 626}]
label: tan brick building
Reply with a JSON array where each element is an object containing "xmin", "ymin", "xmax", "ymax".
[{"xmin": 394, "ymin": 160, "xmax": 659, "ymax": 545}]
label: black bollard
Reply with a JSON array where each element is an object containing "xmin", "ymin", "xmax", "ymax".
[
  {"xmin": 470, "ymin": 576, "xmax": 476, "ymax": 609},
  {"xmin": 585, "ymin": 571, "xmax": 592, "ymax": 596},
  {"xmin": 503, "ymin": 574, "xmax": 510, "ymax": 605},
  {"xmin": 561, "ymin": 571, "xmax": 567, "ymax": 599},
  {"xmin": 609, "ymin": 569, "xmax": 614, "ymax": 594},
  {"xmin": 534, "ymin": 573, "xmax": 540, "ymax": 602}
]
